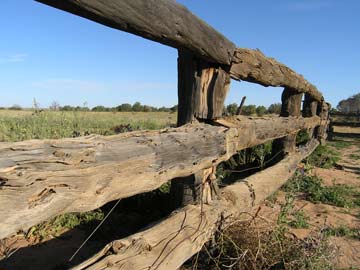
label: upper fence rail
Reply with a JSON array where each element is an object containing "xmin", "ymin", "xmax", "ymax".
[{"xmin": 36, "ymin": 0, "xmax": 324, "ymax": 102}]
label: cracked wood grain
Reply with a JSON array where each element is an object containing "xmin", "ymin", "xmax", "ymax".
[
  {"xmin": 35, "ymin": 0, "xmax": 235, "ymax": 65},
  {"xmin": 0, "ymin": 116, "xmax": 320, "ymax": 239},
  {"xmin": 71, "ymin": 139, "xmax": 319, "ymax": 270},
  {"xmin": 230, "ymin": 48, "xmax": 323, "ymax": 102}
]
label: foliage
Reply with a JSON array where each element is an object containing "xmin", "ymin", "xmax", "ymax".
[
  {"xmin": 8, "ymin": 104, "xmax": 22, "ymax": 110},
  {"xmin": 225, "ymin": 103, "xmax": 238, "ymax": 115},
  {"xmin": 27, "ymin": 210, "xmax": 104, "ymax": 241},
  {"xmin": 337, "ymin": 92, "xmax": 360, "ymax": 113},
  {"xmin": 255, "ymin": 105, "xmax": 266, "ymax": 116},
  {"xmin": 241, "ymin": 105, "xmax": 257, "ymax": 116},
  {"xmin": 324, "ymin": 225, "xmax": 360, "ymax": 240},
  {"xmin": 267, "ymin": 103, "xmax": 282, "ymax": 114},
  {"xmin": 306, "ymin": 145, "xmax": 340, "ymax": 168},
  {"xmin": 328, "ymin": 140, "xmax": 352, "ymax": 150},
  {"xmin": 296, "ymin": 130, "xmax": 310, "ymax": 145},
  {"xmin": 283, "ymin": 171, "xmax": 360, "ymax": 208}
]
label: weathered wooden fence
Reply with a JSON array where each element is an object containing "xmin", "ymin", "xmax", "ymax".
[
  {"xmin": 329, "ymin": 112, "xmax": 360, "ymax": 139},
  {"xmin": 0, "ymin": 1, "xmax": 330, "ymax": 269}
]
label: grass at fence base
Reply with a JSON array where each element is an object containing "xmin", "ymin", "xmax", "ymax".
[
  {"xmin": 283, "ymin": 170, "xmax": 360, "ymax": 208},
  {"xmin": 185, "ymin": 215, "xmax": 333, "ymax": 270},
  {"xmin": 305, "ymin": 145, "xmax": 340, "ymax": 169}
]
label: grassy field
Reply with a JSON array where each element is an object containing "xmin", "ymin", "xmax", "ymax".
[{"xmin": 0, "ymin": 110, "xmax": 176, "ymax": 142}]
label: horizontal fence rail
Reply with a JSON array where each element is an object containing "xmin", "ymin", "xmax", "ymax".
[
  {"xmin": 35, "ymin": 0, "xmax": 236, "ymax": 65},
  {"xmin": 0, "ymin": 115, "xmax": 321, "ymax": 239}
]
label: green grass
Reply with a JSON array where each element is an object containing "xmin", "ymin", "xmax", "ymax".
[
  {"xmin": 349, "ymin": 153, "xmax": 360, "ymax": 160},
  {"xmin": 328, "ymin": 140, "xmax": 352, "ymax": 150},
  {"xmin": 0, "ymin": 110, "xmax": 176, "ymax": 142},
  {"xmin": 324, "ymin": 225, "xmax": 360, "ymax": 240},
  {"xmin": 277, "ymin": 193, "xmax": 310, "ymax": 229},
  {"xmin": 27, "ymin": 210, "xmax": 104, "ymax": 241},
  {"xmin": 283, "ymin": 171, "xmax": 360, "ymax": 208},
  {"xmin": 306, "ymin": 145, "xmax": 340, "ymax": 169}
]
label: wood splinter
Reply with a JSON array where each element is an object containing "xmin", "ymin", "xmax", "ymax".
[{"xmin": 201, "ymin": 166, "xmax": 220, "ymax": 204}]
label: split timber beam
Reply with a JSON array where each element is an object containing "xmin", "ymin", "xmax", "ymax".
[
  {"xmin": 0, "ymin": 116, "xmax": 320, "ymax": 239},
  {"xmin": 71, "ymin": 139, "xmax": 319, "ymax": 270},
  {"xmin": 35, "ymin": 0, "xmax": 236, "ymax": 65}
]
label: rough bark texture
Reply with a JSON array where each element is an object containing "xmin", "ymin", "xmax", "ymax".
[
  {"xmin": 303, "ymin": 93, "xmax": 318, "ymax": 137},
  {"xmin": 177, "ymin": 50, "xmax": 230, "ymax": 125},
  {"xmin": 236, "ymin": 96, "xmax": 247, "ymax": 115},
  {"xmin": 71, "ymin": 139, "xmax": 319, "ymax": 270},
  {"xmin": 0, "ymin": 116, "xmax": 320, "ymax": 239},
  {"xmin": 318, "ymin": 102, "xmax": 330, "ymax": 144},
  {"xmin": 35, "ymin": 0, "xmax": 235, "ymax": 64},
  {"xmin": 273, "ymin": 88, "xmax": 303, "ymax": 154},
  {"xmin": 230, "ymin": 48, "xmax": 323, "ymax": 102}
]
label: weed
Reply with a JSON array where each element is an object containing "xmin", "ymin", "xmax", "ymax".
[
  {"xmin": 283, "ymin": 171, "xmax": 360, "ymax": 208},
  {"xmin": 277, "ymin": 193, "xmax": 309, "ymax": 229},
  {"xmin": 27, "ymin": 210, "xmax": 104, "ymax": 241},
  {"xmin": 324, "ymin": 225, "xmax": 360, "ymax": 240},
  {"xmin": 328, "ymin": 141, "xmax": 352, "ymax": 150},
  {"xmin": 306, "ymin": 145, "xmax": 340, "ymax": 169},
  {"xmin": 349, "ymin": 154, "xmax": 360, "ymax": 160},
  {"xmin": 186, "ymin": 217, "xmax": 333, "ymax": 270},
  {"xmin": 290, "ymin": 210, "xmax": 310, "ymax": 229},
  {"xmin": 296, "ymin": 129, "xmax": 310, "ymax": 145}
]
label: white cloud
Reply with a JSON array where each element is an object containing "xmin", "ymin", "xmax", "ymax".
[{"xmin": 0, "ymin": 53, "xmax": 27, "ymax": 63}]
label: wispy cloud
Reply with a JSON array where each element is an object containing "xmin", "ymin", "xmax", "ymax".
[
  {"xmin": 287, "ymin": 0, "xmax": 336, "ymax": 11},
  {"xmin": 0, "ymin": 53, "xmax": 27, "ymax": 63}
]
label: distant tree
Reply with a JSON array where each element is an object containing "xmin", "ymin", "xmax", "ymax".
[
  {"xmin": 267, "ymin": 103, "xmax": 282, "ymax": 114},
  {"xmin": 61, "ymin": 105, "xmax": 74, "ymax": 111},
  {"xmin": 226, "ymin": 103, "xmax": 238, "ymax": 115},
  {"xmin": 337, "ymin": 93, "xmax": 360, "ymax": 113},
  {"xmin": 241, "ymin": 105, "xmax": 257, "ymax": 116},
  {"xmin": 170, "ymin": 105, "xmax": 178, "ymax": 112},
  {"xmin": 143, "ymin": 105, "xmax": 152, "ymax": 112},
  {"xmin": 92, "ymin": 105, "xmax": 108, "ymax": 112},
  {"xmin": 116, "ymin": 103, "xmax": 132, "ymax": 112},
  {"xmin": 49, "ymin": 101, "xmax": 60, "ymax": 111},
  {"xmin": 132, "ymin": 102, "xmax": 143, "ymax": 112},
  {"xmin": 9, "ymin": 104, "xmax": 22, "ymax": 110},
  {"xmin": 330, "ymin": 108, "xmax": 338, "ymax": 114},
  {"xmin": 158, "ymin": 106, "xmax": 170, "ymax": 112},
  {"xmin": 256, "ymin": 106, "xmax": 267, "ymax": 116}
]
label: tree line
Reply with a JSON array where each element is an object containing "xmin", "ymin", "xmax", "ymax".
[
  {"xmin": 225, "ymin": 103, "xmax": 281, "ymax": 116},
  {"xmin": 335, "ymin": 93, "xmax": 360, "ymax": 113},
  {"xmin": 1, "ymin": 101, "xmax": 283, "ymax": 116}
]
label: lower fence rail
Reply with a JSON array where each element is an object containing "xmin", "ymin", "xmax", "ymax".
[{"xmin": 71, "ymin": 139, "xmax": 319, "ymax": 270}]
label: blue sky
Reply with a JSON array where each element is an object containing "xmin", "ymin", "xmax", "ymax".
[{"xmin": 0, "ymin": 0, "xmax": 359, "ymax": 108}]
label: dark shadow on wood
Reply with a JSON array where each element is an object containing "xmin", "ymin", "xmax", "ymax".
[{"xmin": 330, "ymin": 132, "xmax": 360, "ymax": 139}]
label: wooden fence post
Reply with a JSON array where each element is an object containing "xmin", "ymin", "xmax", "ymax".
[
  {"xmin": 273, "ymin": 87, "xmax": 303, "ymax": 154},
  {"xmin": 171, "ymin": 49, "xmax": 230, "ymax": 207},
  {"xmin": 177, "ymin": 49, "xmax": 231, "ymax": 125},
  {"xmin": 303, "ymin": 93, "xmax": 318, "ymax": 138},
  {"xmin": 317, "ymin": 101, "xmax": 330, "ymax": 144}
]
